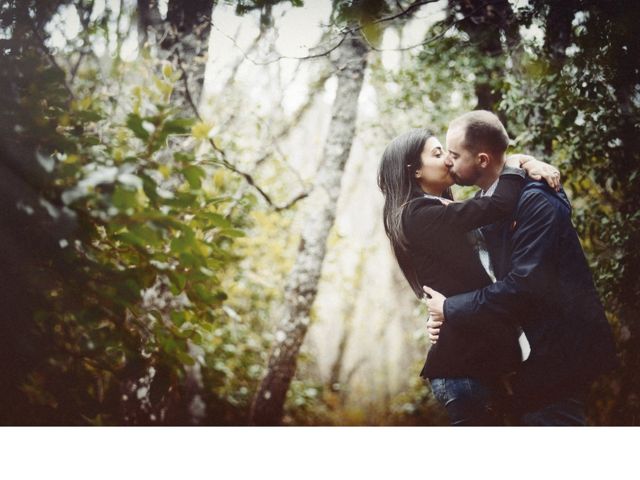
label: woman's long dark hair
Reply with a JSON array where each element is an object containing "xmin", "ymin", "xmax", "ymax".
[{"xmin": 377, "ymin": 128, "xmax": 452, "ymax": 298}]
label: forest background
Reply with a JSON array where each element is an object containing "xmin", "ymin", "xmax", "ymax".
[{"xmin": 1, "ymin": 0, "xmax": 638, "ymax": 426}]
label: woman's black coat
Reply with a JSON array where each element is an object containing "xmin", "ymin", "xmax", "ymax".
[{"xmin": 402, "ymin": 170, "xmax": 524, "ymax": 380}]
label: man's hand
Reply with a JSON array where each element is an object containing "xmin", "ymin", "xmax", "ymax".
[
  {"xmin": 423, "ymin": 286, "xmax": 446, "ymax": 344},
  {"xmin": 426, "ymin": 315, "xmax": 443, "ymax": 344},
  {"xmin": 508, "ymin": 154, "xmax": 561, "ymax": 191}
]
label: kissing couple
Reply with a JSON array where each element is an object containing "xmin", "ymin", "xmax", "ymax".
[{"xmin": 378, "ymin": 110, "xmax": 617, "ymax": 426}]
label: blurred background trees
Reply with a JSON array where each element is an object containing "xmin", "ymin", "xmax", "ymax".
[{"xmin": 0, "ymin": 0, "xmax": 638, "ymax": 425}]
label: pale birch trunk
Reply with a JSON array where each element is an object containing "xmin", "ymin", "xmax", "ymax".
[{"xmin": 249, "ymin": 31, "xmax": 368, "ymax": 425}]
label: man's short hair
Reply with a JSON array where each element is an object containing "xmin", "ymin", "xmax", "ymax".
[{"xmin": 450, "ymin": 110, "xmax": 510, "ymax": 155}]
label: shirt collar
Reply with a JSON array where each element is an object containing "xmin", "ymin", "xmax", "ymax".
[{"xmin": 482, "ymin": 178, "xmax": 500, "ymax": 197}]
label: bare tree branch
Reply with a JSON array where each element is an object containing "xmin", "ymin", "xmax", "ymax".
[
  {"xmin": 362, "ymin": 0, "xmax": 502, "ymax": 52},
  {"xmin": 219, "ymin": 24, "xmax": 262, "ymax": 92},
  {"xmin": 26, "ymin": 15, "xmax": 75, "ymax": 99},
  {"xmin": 175, "ymin": 49, "xmax": 309, "ymax": 211},
  {"xmin": 69, "ymin": 0, "xmax": 96, "ymax": 83},
  {"xmin": 208, "ymin": 1, "xmax": 440, "ymax": 66},
  {"xmin": 371, "ymin": 0, "xmax": 440, "ymax": 26},
  {"xmin": 212, "ymin": 0, "xmax": 509, "ymax": 63},
  {"xmin": 210, "ymin": 21, "xmax": 348, "ymax": 66}
]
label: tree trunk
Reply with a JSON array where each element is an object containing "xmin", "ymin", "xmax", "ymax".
[
  {"xmin": 249, "ymin": 31, "xmax": 368, "ymax": 426},
  {"xmin": 449, "ymin": 0, "xmax": 517, "ymax": 122},
  {"xmin": 136, "ymin": 0, "xmax": 163, "ymax": 49},
  {"xmin": 138, "ymin": 0, "xmax": 213, "ymax": 110},
  {"xmin": 136, "ymin": 0, "xmax": 215, "ymax": 425}
]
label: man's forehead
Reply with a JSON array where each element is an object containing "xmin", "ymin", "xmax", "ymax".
[{"xmin": 446, "ymin": 125, "xmax": 465, "ymax": 146}]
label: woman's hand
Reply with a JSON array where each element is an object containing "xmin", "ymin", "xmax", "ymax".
[
  {"xmin": 508, "ymin": 154, "xmax": 561, "ymax": 191},
  {"xmin": 423, "ymin": 286, "xmax": 446, "ymax": 343}
]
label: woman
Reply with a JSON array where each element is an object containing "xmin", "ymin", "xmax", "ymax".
[{"xmin": 377, "ymin": 128, "xmax": 559, "ymax": 425}]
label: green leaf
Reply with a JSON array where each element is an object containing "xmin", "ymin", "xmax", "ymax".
[
  {"xmin": 174, "ymin": 152, "xmax": 195, "ymax": 165},
  {"xmin": 126, "ymin": 113, "xmax": 149, "ymax": 141},
  {"xmin": 219, "ymin": 228, "xmax": 245, "ymax": 238},
  {"xmin": 168, "ymin": 271, "xmax": 187, "ymax": 292},
  {"xmin": 112, "ymin": 185, "xmax": 139, "ymax": 212},
  {"xmin": 76, "ymin": 110, "xmax": 103, "ymax": 122},
  {"xmin": 178, "ymin": 252, "xmax": 202, "ymax": 268},
  {"xmin": 176, "ymin": 350, "xmax": 196, "ymax": 366},
  {"xmin": 202, "ymin": 212, "xmax": 232, "ymax": 229},
  {"xmin": 163, "ymin": 118, "xmax": 195, "ymax": 135},
  {"xmin": 116, "ymin": 230, "xmax": 145, "ymax": 248},
  {"xmin": 182, "ymin": 165, "xmax": 206, "ymax": 189},
  {"xmin": 129, "ymin": 223, "xmax": 161, "ymax": 248},
  {"xmin": 140, "ymin": 173, "xmax": 159, "ymax": 203},
  {"xmin": 170, "ymin": 236, "xmax": 190, "ymax": 254},
  {"xmin": 165, "ymin": 191, "xmax": 198, "ymax": 209},
  {"xmin": 170, "ymin": 233, "xmax": 194, "ymax": 254},
  {"xmin": 193, "ymin": 284, "xmax": 214, "ymax": 303},
  {"xmin": 170, "ymin": 310, "xmax": 186, "ymax": 327},
  {"xmin": 83, "ymin": 135, "xmax": 101, "ymax": 146}
]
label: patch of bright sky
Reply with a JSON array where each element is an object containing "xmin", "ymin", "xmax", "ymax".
[
  {"xmin": 208, "ymin": 1, "xmax": 451, "ymax": 116},
  {"xmin": 90, "ymin": 0, "xmax": 106, "ymax": 22},
  {"xmin": 509, "ymin": 0, "xmax": 545, "ymax": 48},
  {"xmin": 46, "ymin": 4, "xmax": 81, "ymax": 50},
  {"xmin": 207, "ymin": 1, "xmax": 333, "ymax": 115},
  {"xmin": 380, "ymin": 0, "xmax": 447, "ymax": 72},
  {"xmin": 273, "ymin": 0, "xmax": 332, "ymax": 57},
  {"xmin": 158, "ymin": 0, "xmax": 168, "ymax": 18},
  {"xmin": 43, "ymin": 0, "xmax": 550, "ymax": 119},
  {"xmin": 47, "ymin": 0, "xmax": 140, "ymax": 60}
]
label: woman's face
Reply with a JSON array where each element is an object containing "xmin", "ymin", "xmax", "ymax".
[{"xmin": 414, "ymin": 136, "xmax": 454, "ymax": 194}]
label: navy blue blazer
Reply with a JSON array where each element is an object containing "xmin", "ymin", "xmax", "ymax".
[{"xmin": 443, "ymin": 178, "xmax": 617, "ymax": 408}]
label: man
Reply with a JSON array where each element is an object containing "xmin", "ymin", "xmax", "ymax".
[{"xmin": 425, "ymin": 110, "xmax": 617, "ymax": 425}]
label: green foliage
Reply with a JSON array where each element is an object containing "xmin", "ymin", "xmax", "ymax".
[
  {"xmin": 500, "ymin": 0, "xmax": 640, "ymax": 425},
  {"xmin": 26, "ymin": 62, "xmax": 251, "ymax": 424},
  {"xmin": 331, "ymin": 0, "xmax": 389, "ymax": 46},
  {"xmin": 374, "ymin": 0, "xmax": 639, "ymax": 425},
  {"xmin": 4, "ymin": 0, "xmax": 638, "ymax": 427},
  {"xmin": 0, "ymin": 1, "xmax": 270, "ymax": 424}
]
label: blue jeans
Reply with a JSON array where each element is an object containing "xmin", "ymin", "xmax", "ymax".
[
  {"xmin": 518, "ymin": 395, "xmax": 587, "ymax": 426},
  {"xmin": 429, "ymin": 377, "xmax": 502, "ymax": 426}
]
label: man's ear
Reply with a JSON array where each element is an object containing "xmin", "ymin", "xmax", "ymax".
[{"xmin": 477, "ymin": 152, "xmax": 490, "ymax": 168}]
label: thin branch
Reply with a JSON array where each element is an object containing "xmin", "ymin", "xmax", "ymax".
[
  {"xmin": 214, "ymin": 0, "xmax": 507, "ymax": 63},
  {"xmin": 26, "ymin": 15, "xmax": 75, "ymax": 99},
  {"xmin": 208, "ymin": 1, "xmax": 439, "ymax": 66},
  {"xmin": 69, "ymin": 0, "xmax": 95, "ymax": 83},
  {"xmin": 363, "ymin": 0, "xmax": 507, "ymax": 52},
  {"xmin": 210, "ymin": 21, "xmax": 348, "ymax": 66},
  {"xmin": 371, "ymin": 0, "xmax": 440, "ymax": 26},
  {"xmin": 273, "ymin": 191, "xmax": 309, "ymax": 211},
  {"xmin": 219, "ymin": 24, "xmax": 261, "ymax": 91},
  {"xmin": 69, "ymin": 49, "xmax": 89, "ymax": 83},
  {"xmin": 113, "ymin": 0, "xmax": 125, "ymax": 68},
  {"xmin": 174, "ymin": 51, "xmax": 309, "ymax": 211},
  {"xmin": 362, "ymin": 15, "xmax": 458, "ymax": 52},
  {"xmin": 175, "ymin": 48, "xmax": 201, "ymax": 118},
  {"xmin": 253, "ymin": 64, "xmax": 331, "ymax": 181}
]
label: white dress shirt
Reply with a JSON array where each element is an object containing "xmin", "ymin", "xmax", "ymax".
[{"xmin": 478, "ymin": 179, "xmax": 531, "ymax": 362}]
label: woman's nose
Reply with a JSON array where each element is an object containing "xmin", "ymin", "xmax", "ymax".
[{"xmin": 444, "ymin": 155, "xmax": 453, "ymax": 168}]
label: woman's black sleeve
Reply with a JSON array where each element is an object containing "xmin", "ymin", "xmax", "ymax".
[{"xmin": 406, "ymin": 167, "xmax": 525, "ymax": 237}]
